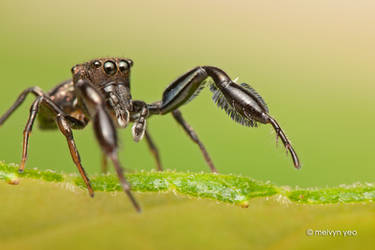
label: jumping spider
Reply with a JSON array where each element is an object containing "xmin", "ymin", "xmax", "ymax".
[{"xmin": 0, "ymin": 57, "xmax": 300, "ymax": 212}]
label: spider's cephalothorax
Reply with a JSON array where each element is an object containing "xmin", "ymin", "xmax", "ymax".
[
  {"xmin": 72, "ymin": 58, "xmax": 134, "ymax": 129},
  {"xmin": 0, "ymin": 57, "xmax": 300, "ymax": 212}
]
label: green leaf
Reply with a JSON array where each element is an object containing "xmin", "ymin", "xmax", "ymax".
[{"xmin": 1, "ymin": 161, "xmax": 374, "ymax": 249}]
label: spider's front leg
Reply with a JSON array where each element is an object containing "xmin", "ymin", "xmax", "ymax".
[
  {"xmin": 150, "ymin": 66, "xmax": 300, "ymax": 169},
  {"xmin": 75, "ymin": 79, "xmax": 141, "ymax": 212}
]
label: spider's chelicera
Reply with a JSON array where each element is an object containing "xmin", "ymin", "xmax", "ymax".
[{"xmin": 0, "ymin": 57, "xmax": 300, "ymax": 212}]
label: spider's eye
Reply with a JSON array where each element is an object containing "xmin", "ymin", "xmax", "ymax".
[
  {"xmin": 127, "ymin": 59, "xmax": 134, "ymax": 67},
  {"xmin": 93, "ymin": 60, "xmax": 102, "ymax": 68},
  {"xmin": 71, "ymin": 66, "xmax": 76, "ymax": 74},
  {"xmin": 118, "ymin": 60, "xmax": 129, "ymax": 72},
  {"xmin": 103, "ymin": 61, "xmax": 117, "ymax": 75}
]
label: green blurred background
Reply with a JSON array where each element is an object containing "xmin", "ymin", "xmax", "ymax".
[{"xmin": 0, "ymin": 0, "xmax": 374, "ymax": 188}]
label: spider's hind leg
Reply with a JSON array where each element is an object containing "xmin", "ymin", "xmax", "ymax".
[
  {"xmin": 19, "ymin": 96, "xmax": 43, "ymax": 172},
  {"xmin": 0, "ymin": 87, "xmax": 44, "ymax": 126},
  {"xmin": 1, "ymin": 82, "xmax": 95, "ymax": 196},
  {"xmin": 55, "ymin": 112, "xmax": 94, "ymax": 197},
  {"xmin": 17, "ymin": 95, "xmax": 95, "ymax": 196}
]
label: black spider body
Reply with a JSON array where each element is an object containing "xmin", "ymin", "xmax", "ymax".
[{"xmin": 0, "ymin": 57, "xmax": 300, "ymax": 211}]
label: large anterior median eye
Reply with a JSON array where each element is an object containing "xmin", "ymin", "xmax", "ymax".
[
  {"xmin": 118, "ymin": 60, "xmax": 129, "ymax": 72},
  {"xmin": 103, "ymin": 60, "xmax": 117, "ymax": 75}
]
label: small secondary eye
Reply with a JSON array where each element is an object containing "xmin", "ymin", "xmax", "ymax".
[
  {"xmin": 127, "ymin": 59, "xmax": 134, "ymax": 67},
  {"xmin": 118, "ymin": 60, "xmax": 129, "ymax": 72},
  {"xmin": 93, "ymin": 60, "xmax": 102, "ymax": 68},
  {"xmin": 71, "ymin": 66, "xmax": 77, "ymax": 74},
  {"xmin": 103, "ymin": 61, "xmax": 117, "ymax": 75}
]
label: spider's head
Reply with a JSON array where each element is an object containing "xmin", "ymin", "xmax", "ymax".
[
  {"xmin": 85, "ymin": 57, "xmax": 133, "ymax": 86},
  {"xmin": 71, "ymin": 57, "xmax": 134, "ymax": 128}
]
